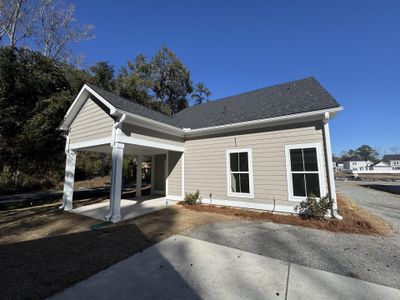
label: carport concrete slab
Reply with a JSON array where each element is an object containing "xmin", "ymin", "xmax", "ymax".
[
  {"xmin": 49, "ymin": 235, "xmax": 289, "ymax": 300},
  {"xmin": 288, "ymin": 263, "xmax": 400, "ymax": 300},
  {"xmin": 70, "ymin": 196, "xmax": 173, "ymax": 221}
]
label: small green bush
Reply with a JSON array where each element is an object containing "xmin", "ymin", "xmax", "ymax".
[
  {"xmin": 184, "ymin": 190, "xmax": 201, "ymax": 205},
  {"xmin": 295, "ymin": 194, "xmax": 332, "ymax": 219}
]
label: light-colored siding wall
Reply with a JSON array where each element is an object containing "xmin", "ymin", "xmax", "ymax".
[
  {"xmin": 69, "ymin": 98, "xmax": 114, "ymax": 144},
  {"xmin": 184, "ymin": 122, "xmax": 327, "ymax": 206},
  {"xmin": 154, "ymin": 154, "xmax": 166, "ymax": 193},
  {"xmin": 122, "ymin": 123, "xmax": 184, "ymax": 147},
  {"xmin": 168, "ymin": 151, "xmax": 182, "ymax": 196}
]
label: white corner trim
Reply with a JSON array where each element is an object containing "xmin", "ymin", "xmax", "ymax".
[
  {"xmin": 69, "ymin": 137, "xmax": 112, "ymax": 150},
  {"xmin": 116, "ymin": 135, "xmax": 184, "ymax": 152},
  {"xmin": 166, "ymin": 195, "xmax": 182, "ymax": 201},
  {"xmin": 226, "ymin": 148, "xmax": 255, "ymax": 199},
  {"xmin": 201, "ymin": 198, "xmax": 297, "ymax": 214},
  {"xmin": 284, "ymin": 142, "xmax": 327, "ymax": 202}
]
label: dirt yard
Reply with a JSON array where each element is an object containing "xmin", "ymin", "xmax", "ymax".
[
  {"xmin": 0, "ymin": 202, "xmax": 234, "ymax": 300},
  {"xmin": 0, "ymin": 194, "xmax": 391, "ymax": 300}
]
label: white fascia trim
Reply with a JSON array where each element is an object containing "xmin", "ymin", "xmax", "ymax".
[
  {"xmin": 116, "ymin": 109, "xmax": 184, "ymax": 137},
  {"xmin": 69, "ymin": 137, "xmax": 112, "ymax": 150},
  {"xmin": 201, "ymin": 198, "xmax": 297, "ymax": 214},
  {"xmin": 60, "ymin": 85, "xmax": 117, "ymax": 131},
  {"xmin": 226, "ymin": 148, "xmax": 255, "ymax": 198},
  {"xmin": 284, "ymin": 142, "xmax": 327, "ymax": 202},
  {"xmin": 184, "ymin": 107, "xmax": 343, "ymax": 137},
  {"xmin": 166, "ymin": 195, "xmax": 182, "ymax": 201},
  {"xmin": 116, "ymin": 135, "xmax": 184, "ymax": 152}
]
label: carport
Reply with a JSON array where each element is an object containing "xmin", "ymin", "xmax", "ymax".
[{"xmin": 59, "ymin": 84, "xmax": 184, "ymax": 222}]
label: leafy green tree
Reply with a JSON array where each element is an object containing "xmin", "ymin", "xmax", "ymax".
[
  {"xmin": 191, "ymin": 82, "xmax": 211, "ymax": 105},
  {"xmin": 150, "ymin": 46, "xmax": 193, "ymax": 113},
  {"xmin": 356, "ymin": 145, "xmax": 379, "ymax": 162},
  {"xmin": 89, "ymin": 61, "xmax": 115, "ymax": 91},
  {"xmin": 0, "ymin": 47, "xmax": 87, "ymax": 188}
]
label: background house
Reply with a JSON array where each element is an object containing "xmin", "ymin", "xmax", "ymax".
[
  {"xmin": 371, "ymin": 161, "xmax": 393, "ymax": 172},
  {"xmin": 383, "ymin": 154, "xmax": 400, "ymax": 170},
  {"xmin": 342, "ymin": 156, "xmax": 373, "ymax": 172}
]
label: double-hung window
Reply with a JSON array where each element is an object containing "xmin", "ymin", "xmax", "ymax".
[
  {"xmin": 227, "ymin": 149, "xmax": 254, "ymax": 198},
  {"xmin": 285, "ymin": 144, "xmax": 324, "ymax": 201}
]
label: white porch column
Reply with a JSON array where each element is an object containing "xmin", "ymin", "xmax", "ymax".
[
  {"xmin": 136, "ymin": 155, "xmax": 143, "ymax": 198},
  {"xmin": 107, "ymin": 142, "xmax": 124, "ymax": 223},
  {"xmin": 60, "ymin": 150, "xmax": 77, "ymax": 211}
]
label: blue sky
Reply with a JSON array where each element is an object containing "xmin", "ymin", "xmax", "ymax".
[{"xmin": 72, "ymin": 0, "xmax": 400, "ymax": 156}]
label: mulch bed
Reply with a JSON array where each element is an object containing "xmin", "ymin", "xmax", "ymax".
[{"xmin": 179, "ymin": 195, "xmax": 391, "ymax": 236}]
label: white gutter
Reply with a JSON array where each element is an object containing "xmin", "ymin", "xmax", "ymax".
[
  {"xmin": 111, "ymin": 113, "xmax": 126, "ymax": 146},
  {"xmin": 114, "ymin": 106, "xmax": 343, "ymax": 138},
  {"xmin": 323, "ymin": 112, "xmax": 343, "ymax": 220}
]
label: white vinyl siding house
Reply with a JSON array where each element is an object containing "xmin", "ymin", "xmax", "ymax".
[{"xmin": 59, "ymin": 77, "xmax": 343, "ymax": 222}]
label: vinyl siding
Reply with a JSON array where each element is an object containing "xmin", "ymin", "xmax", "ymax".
[
  {"xmin": 184, "ymin": 122, "xmax": 328, "ymax": 206},
  {"xmin": 69, "ymin": 98, "xmax": 114, "ymax": 144},
  {"xmin": 122, "ymin": 123, "xmax": 184, "ymax": 147},
  {"xmin": 168, "ymin": 151, "xmax": 182, "ymax": 197}
]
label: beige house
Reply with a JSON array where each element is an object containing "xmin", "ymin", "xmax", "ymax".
[{"xmin": 59, "ymin": 77, "xmax": 343, "ymax": 222}]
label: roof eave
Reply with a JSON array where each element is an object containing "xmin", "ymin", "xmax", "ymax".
[{"xmin": 183, "ymin": 106, "xmax": 343, "ymax": 138}]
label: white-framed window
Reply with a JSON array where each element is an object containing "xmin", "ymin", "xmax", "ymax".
[
  {"xmin": 226, "ymin": 148, "xmax": 254, "ymax": 198},
  {"xmin": 285, "ymin": 143, "xmax": 326, "ymax": 202},
  {"xmin": 352, "ymin": 162, "xmax": 357, "ymax": 166}
]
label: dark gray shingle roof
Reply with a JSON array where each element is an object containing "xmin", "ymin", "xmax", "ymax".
[
  {"xmin": 383, "ymin": 154, "xmax": 400, "ymax": 161},
  {"xmin": 86, "ymin": 84, "xmax": 181, "ymax": 128},
  {"xmin": 87, "ymin": 77, "xmax": 340, "ymax": 130}
]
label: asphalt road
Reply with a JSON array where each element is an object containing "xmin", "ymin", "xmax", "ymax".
[{"xmin": 182, "ymin": 182, "xmax": 400, "ymax": 289}]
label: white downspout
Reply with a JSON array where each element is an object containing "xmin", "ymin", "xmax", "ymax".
[{"xmin": 323, "ymin": 112, "xmax": 343, "ymax": 220}]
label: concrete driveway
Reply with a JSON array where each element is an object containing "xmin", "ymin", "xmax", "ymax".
[
  {"xmin": 183, "ymin": 182, "xmax": 400, "ymax": 289},
  {"xmin": 50, "ymin": 235, "xmax": 400, "ymax": 300}
]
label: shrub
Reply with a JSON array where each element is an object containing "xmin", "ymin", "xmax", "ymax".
[
  {"xmin": 184, "ymin": 190, "xmax": 201, "ymax": 205},
  {"xmin": 295, "ymin": 194, "xmax": 332, "ymax": 219}
]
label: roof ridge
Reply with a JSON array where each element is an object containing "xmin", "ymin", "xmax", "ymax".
[{"xmin": 175, "ymin": 76, "xmax": 317, "ymax": 115}]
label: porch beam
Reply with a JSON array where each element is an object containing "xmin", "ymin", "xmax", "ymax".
[{"xmin": 116, "ymin": 135, "xmax": 184, "ymax": 152}]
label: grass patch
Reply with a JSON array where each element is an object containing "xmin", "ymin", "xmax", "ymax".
[{"xmin": 179, "ymin": 194, "xmax": 391, "ymax": 236}]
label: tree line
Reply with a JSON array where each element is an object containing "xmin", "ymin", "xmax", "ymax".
[
  {"xmin": 333, "ymin": 145, "xmax": 380, "ymax": 163},
  {"xmin": 0, "ymin": 1, "xmax": 211, "ymax": 191}
]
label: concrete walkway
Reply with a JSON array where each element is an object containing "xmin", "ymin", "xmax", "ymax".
[
  {"xmin": 71, "ymin": 196, "xmax": 173, "ymax": 221},
  {"xmin": 49, "ymin": 235, "xmax": 400, "ymax": 300}
]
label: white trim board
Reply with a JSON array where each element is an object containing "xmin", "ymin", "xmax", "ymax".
[
  {"xmin": 201, "ymin": 198, "xmax": 297, "ymax": 214},
  {"xmin": 117, "ymin": 135, "xmax": 184, "ymax": 152},
  {"xmin": 69, "ymin": 137, "xmax": 112, "ymax": 150},
  {"xmin": 166, "ymin": 195, "xmax": 182, "ymax": 201}
]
